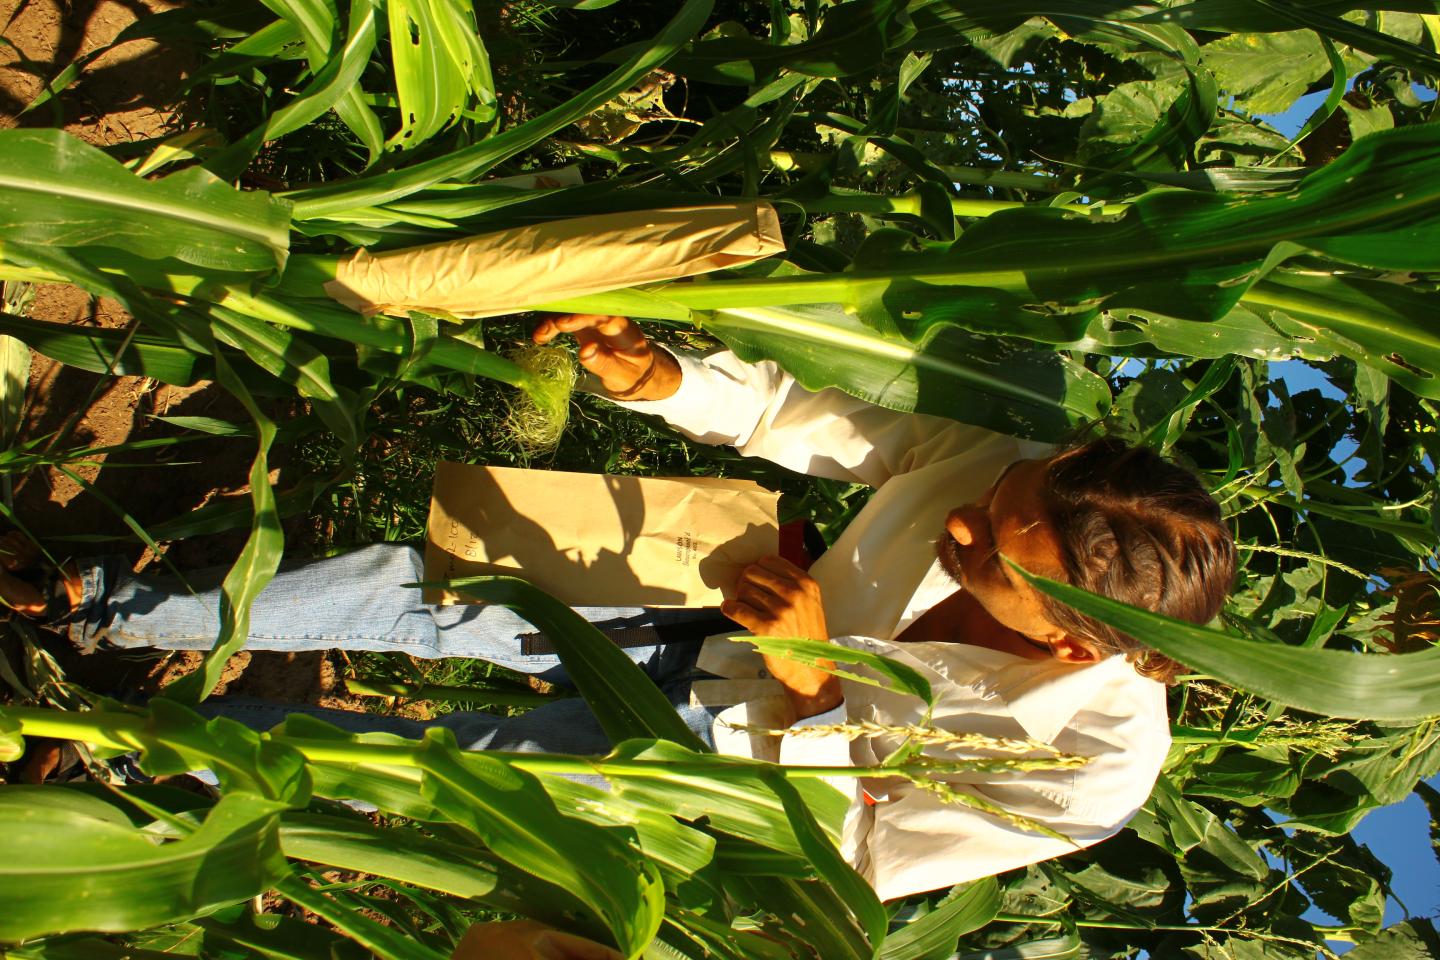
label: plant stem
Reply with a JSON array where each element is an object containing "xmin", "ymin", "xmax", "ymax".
[
  {"xmin": 991, "ymin": 912, "xmax": 1357, "ymax": 941},
  {"xmin": 796, "ymin": 191, "xmax": 1126, "ymax": 218},
  {"xmin": 209, "ymin": 285, "xmax": 530, "ymax": 388},
  {"xmin": 2, "ymin": 706, "xmax": 1077, "ymax": 781},
  {"xmin": 344, "ymin": 677, "xmax": 564, "ymax": 707}
]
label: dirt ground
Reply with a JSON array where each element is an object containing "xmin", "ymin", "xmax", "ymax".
[{"xmin": 0, "ymin": 1, "xmax": 347, "ymax": 708}]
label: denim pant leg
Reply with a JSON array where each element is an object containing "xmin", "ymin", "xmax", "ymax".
[{"xmin": 66, "ymin": 543, "xmax": 724, "ymax": 686}]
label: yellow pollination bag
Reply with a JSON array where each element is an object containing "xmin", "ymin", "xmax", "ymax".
[{"xmin": 324, "ymin": 201, "xmax": 784, "ymax": 318}]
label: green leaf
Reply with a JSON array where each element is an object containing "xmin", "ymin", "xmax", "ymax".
[
  {"xmin": 1076, "ymin": 78, "xmax": 1187, "ymax": 167},
  {"xmin": 0, "ymin": 787, "xmax": 291, "ymax": 941},
  {"xmin": 0, "ymin": 308, "xmax": 205, "ymax": 385},
  {"xmin": 729, "ymin": 874, "xmax": 875, "ymax": 960},
  {"xmin": 539, "ymin": 776, "xmax": 719, "ymax": 887},
  {"xmin": 879, "ymin": 879, "xmax": 1001, "ymax": 960},
  {"xmin": 699, "ymin": 302, "xmax": 1111, "ymax": 442},
  {"xmin": 1186, "ymin": 747, "xmax": 1300, "ymax": 805},
  {"xmin": 280, "ymin": 812, "xmax": 501, "ymax": 899},
  {"xmin": 760, "ymin": 767, "xmax": 886, "ymax": 947},
  {"xmin": 736, "ymin": 635, "xmax": 934, "ymax": 705},
  {"xmin": 670, "ymin": 0, "xmax": 915, "ymax": 84},
  {"xmin": 254, "ymin": 0, "xmax": 384, "ymax": 164},
  {"xmin": 0, "ymin": 714, "xmax": 22, "ymax": 762},
  {"xmin": 1202, "ymin": 29, "xmax": 1333, "ymax": 115},
  {"xmin": 0, "ymin": 129, "xmax": 291, "ymax": 274},
  {"xmin": 428, "ymin": 575, "xmax": 708, "ymax": 750},
  {"xmin": 1011, "ymin": 561, "xmax": 1440, "ymax": 722},
  {"xmin": 276, "ymin": 875, "xmax": 450, "ymax": 960},
  {"xmin": 0, "ymin": 332, "xmax": 31, "ymax": 448},
  {"xmin": 608, "ymin": 739, "xmax": 849, "ymax": 860},
  {"xmin": 206, "ymin": 0, "xmax": 381, "ymax": 178},
  {"xmin": 1415, "ymin": 780, "xmax": 1440, "ymax": 872},
  {"xmin": 416, "ymin": 728, "xmax": 665, "ymax": 959},
  {"xmin": 204, "ymin": 304, "xmax": 361, "ymax": 451},
  {"xmin": 161, "ymin": 350, "xmax": 285, "ymax": 705},
  {"xmin": 386, "ymin": 0, "xmax": 477, "ymax": 149},
  {"xmin": 285, "ymin": 0, "xmax": 715, "ymax": 218},
  {"xmin": 1144, "ymin": 356, "xmax": 1238, "ymax": 454},
  {"xmin": 1344, "ymin": 918, "xmax": 1440, "ymax": 959},
  {"xmin": 1285, "ymin": 832, "xmax": 1386, "ymax": 937},
  {"xmin": 1245, "ymin": 273, "xmax": 1440, "ymax": 400}
]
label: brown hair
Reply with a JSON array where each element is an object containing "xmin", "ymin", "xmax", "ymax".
[{"xmin": 1039, "ymin": 439, "xmax": 1235, "ymax": 684}]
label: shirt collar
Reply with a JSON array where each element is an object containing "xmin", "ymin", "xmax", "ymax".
[{"xmin": 893, "ymin": 558, "xmax": 1134, "ymax": 744}]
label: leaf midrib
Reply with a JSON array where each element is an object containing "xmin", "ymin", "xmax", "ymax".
[{"xmin": 0, "ymin": 170, "xmax": 282, "ymax": 260}]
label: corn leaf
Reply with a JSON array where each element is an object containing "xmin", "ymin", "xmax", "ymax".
[
  {"xmin": 203, "ymin": 304, "xmax": 362, "ymax": 451},
  {"xmin": 0, "ymin": 787, "xmax": 291, "ymax": 941},
  {"xmin": 280, "ymin": 806, "xmax": 600, "ymax": 929},
  {"xmin": 417, "ymin": 728, "xmax": 665, "ymax": 959},
  {"xmin": 0, "ymin": 130, "xmax": 291, "ymax": 274},
  {"xmin": 737, "ymin": 635, "xmax": 934, "ymax": 706},
  {"xmin": 255, "ymin": 0, "xmax": 384, "ymax": 164},
  {"xmin": 275, "ymin": 876, "xmax": 449, "ymax": 960},
  {"xmin": 0, "ymin": 332, "xmax": 31, "ymax": 449},
  {"xmin": 701, "ymin": 303, "xmax": 1112, "ymax": 442},
  {"xmin": 279, "ymin": 812, "xmax": 498, "ymax": 899},
  {"xmin": 607, "ymin": 739, "xmax": 850, "ymax": 859},
  {"xmin": 731, "ymin": 874, "xmax": 876, "ymax": 960},
  {"xmin": 760, "ymin": 767, "xmax": 887, "ymax": 949},
  {"xmin": 285, "ymin": 0, "xmax": 714, "ymax": 218},
  {"xmin": 428, "ymin": 575, "xmax": 709, "ymax": 750},
  {"xmin": 161, "ymin": 350, "xmax": 285, "ymax": 705},
  {"xmin": 387, "ymin": 0, "xmax": 469, "ymax": 149},
  {"xmin": 1243, "ymin": 273, "xmax": 1440, "ymax": 400},
  {"xmin": 1012, "ymin": 561, "xmax": 1440, "ymax": 722},
  {"xmin": 878, "ymin": 878, "xmax": 1001, "ymax": 960},
  {"xmin": 538, "ymin": 776, "xmax": 720, "ymax": 887},
  {"xmin": 206, "ymin": 0, "xmax": 381, "ymax": 178}
]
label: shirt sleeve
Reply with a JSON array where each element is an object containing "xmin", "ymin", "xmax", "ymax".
[
  {"xmin": 858, "ymin": 782, "xmax": 1122, "ymax": 901},
  {"xmin": 604, "ymin": 349, "xmax": 1018, "ymax": 487}
]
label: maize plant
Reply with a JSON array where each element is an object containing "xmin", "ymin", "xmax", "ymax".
[{"xmin": 1, "ymin": 0, "xmax": 1439, "ymax": 957}]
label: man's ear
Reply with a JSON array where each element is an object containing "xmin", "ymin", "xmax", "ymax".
[{"xmin": 1049, "ymin": 636, "xmax": 1100, "ymax": 664}]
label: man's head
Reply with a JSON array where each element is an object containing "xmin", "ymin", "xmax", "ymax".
[{"xmin": 939, "ymin": 439, "xmax": 1235, "ymax": 682}]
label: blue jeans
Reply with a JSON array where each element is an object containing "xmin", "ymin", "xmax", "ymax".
[{"xmin": 66, "ymin": 544, "xmax": 727, "ymax": 753}]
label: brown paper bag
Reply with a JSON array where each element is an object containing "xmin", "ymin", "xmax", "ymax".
[
  {"xmin": 325, "ymin": 202, "xmax": 783, "ymax": 319},
  {"xmin": 424, "ymin": 462, "xmax": 779, "ymax": 607}
]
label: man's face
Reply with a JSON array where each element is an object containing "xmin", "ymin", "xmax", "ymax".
[{"xmin": 938, "ymin": 458, "xmax": 1090, "ymax": 657}]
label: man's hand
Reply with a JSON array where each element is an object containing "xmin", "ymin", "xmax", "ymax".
[
  {"xmin": 723, "ymin": 555, "xmax": 828, "ymax": 641},
  {"xmin": 723, "ymin": 555, "xmax": 843, "ymax": 720},
  {"xmin": 532, "ymin": 313, "xmax": 681, "ymax": 401}
]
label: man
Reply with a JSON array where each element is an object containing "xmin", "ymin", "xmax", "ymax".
[
  {"xmin": 18, "ymin": 313, "xmax": 1234, "ymax": 900},
  {"xmin": 531, "ymin": 313, "xmax": 1235, "ymax": 898}
]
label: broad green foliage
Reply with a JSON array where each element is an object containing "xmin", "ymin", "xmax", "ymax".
[
  {"xmin": 0, "ymin": 130, "xmax": 291, "ymax": 273},
  {"xmin": 1, "ymin": 1, "xmax": 1439, "ymax": 959}
]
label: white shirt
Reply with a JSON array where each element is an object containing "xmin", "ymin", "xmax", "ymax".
[{"xmin": 613, "ymin": 349, "xmax": 1171, "ymax": 902}]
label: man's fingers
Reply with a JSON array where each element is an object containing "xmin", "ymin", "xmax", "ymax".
[
  {"xmin": 534, "ymin": 314, "xmax": 644, "ymax": 348},
  {"xmin": 737, "ymin": 581, "xmax": 784, "ymax": 611},
  {"xmin": 738, "ymin": 568, "xmax": 799, "ymax": 602},
  {"xmin": 721, "ymin": 598, "xmax": 767, "ymax": 631},
  {"xmin": 742, "ymin": 557, "xmax": 817, "ymax": 599}
]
